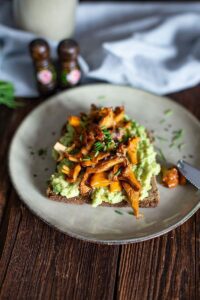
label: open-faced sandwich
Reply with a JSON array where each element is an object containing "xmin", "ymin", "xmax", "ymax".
[{"xmin": 47, "ymin": 105, "xmax": 160, "ymax": 217}]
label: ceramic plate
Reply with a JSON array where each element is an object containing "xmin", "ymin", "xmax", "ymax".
[{"xmin": 9, "ymin": 84, "xmax": 200, "ymax": 244}]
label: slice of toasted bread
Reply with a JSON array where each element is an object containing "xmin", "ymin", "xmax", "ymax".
[{"xmin": 47, "ymin": 176, "xmax": 159, "ymax": 208}]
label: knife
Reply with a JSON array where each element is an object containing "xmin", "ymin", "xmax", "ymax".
[{"xmin": 177, "ymin": 160, "xmax": 200, "ymax": 190}]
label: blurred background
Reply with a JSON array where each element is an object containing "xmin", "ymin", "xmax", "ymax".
[{"xmin": 1, "ymin": 0, "xmax": 200, "ymax": 105}]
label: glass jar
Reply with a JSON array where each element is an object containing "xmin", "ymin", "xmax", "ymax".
[{"xmin": 13, "ymin": 0, "xmax": 78, "ymax": 41}]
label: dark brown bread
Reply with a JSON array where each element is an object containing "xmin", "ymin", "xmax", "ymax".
[{"xmin": 47, "ymin": 176, "xmax": 159, "ymax": 208}]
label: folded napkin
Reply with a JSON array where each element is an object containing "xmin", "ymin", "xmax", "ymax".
[{"xmin": 1, "ymin": 1, "xmax": 200, "ymax": 96}]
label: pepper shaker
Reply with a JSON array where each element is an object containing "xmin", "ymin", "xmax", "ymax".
[
  {"xmin": 57, "ymin": 39, "xmax": 81, "ymax": 89},
  {"xmin": 29, "ymin": 39, "xmax": 57, "ymax": 96}
]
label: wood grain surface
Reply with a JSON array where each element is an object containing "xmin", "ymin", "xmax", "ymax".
[{"xmin": 0, "ymin": 86, "xmax": 200, "ymax": 300}]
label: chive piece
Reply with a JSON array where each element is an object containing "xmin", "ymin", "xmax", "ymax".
[
  {"xmin": 160, "ymin": 119, "xmax": 165, "ymax": 124},
  {"xmin": 114, "ymin": 168, "xmax": 122, "ymax": 176},
  {"xmin": 115, "ymin": 210, "xmax": 123, "ymax": 215},
  {"xmin": 30, "ymin": 151, "xmax": 34, "ymax": 155},
  {"xmin": 128, "ymin": 211, "xmax": 134, "ymax": 215},
  {"xmin": 156, "ymin": 147, "xmax": 167, "ymax": 163},
  {"xmin": 156, "ymin": 136, "xmax": 168, "ymax": 142},
  {"xmin": 82, "ymin": 155, "xmax": 91, "ymax": 161},
  {"xmin": 178, "ymin": 143, "xmax": 185, "ymax": 151},
  {"xmin": 164, "ymin": 109, "xmax": 173, "ymax": 116},
  {"xmin": 98, "ymin": 95, "xmax": 106, "ymax": 100},
  {"xmin": 172, "ymin": 129, "xmax": 184, "ymax": 142},
  {"xmin": 94, "ymin": 150, "xmax": 99, "ymax": 157},
  {"xmin": 79, "ymin": 134, "xmax": 83, "ymax": 142},
  {"xmin": 38, "ymin": 148, "xmax": 47, "ymax": 156}
]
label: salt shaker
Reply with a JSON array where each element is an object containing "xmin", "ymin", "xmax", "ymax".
[
  {"xmin": 57, "ymin": 39, "xmax": 81, "ymax": 89},
  {"xmin": 29, "ymin": 39, "xmax": 57, "ymax": 96}
]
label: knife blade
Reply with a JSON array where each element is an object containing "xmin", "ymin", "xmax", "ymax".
[{"xmin": 177, "ymin": 160, "xmax": 200, "ymax": 190}]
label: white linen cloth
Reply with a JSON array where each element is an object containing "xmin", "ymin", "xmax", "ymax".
[{"xmin": 1, "ymin": 1, "xmax": 200, "ymax": 96}]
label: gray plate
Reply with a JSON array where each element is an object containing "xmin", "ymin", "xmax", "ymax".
[{"xmin": 9, "ymin": 84, "xmax": 200, "ymax": 244}]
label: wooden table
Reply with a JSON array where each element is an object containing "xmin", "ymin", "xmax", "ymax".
[{"xmin": 0, "ymin": 86, "xmax": 199, "ymax": 300}]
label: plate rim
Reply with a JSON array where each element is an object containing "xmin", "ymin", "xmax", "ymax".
[{"xmin": 8, "ymin": 83, "xmax": 200, "ymax": 245}]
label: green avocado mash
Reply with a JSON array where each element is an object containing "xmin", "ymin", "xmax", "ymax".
[
  {"xmin": 59, "ymin": 124, "xmax": 75, "ymax": 146},
  {"xmin": 50, "ymin": 115, "xmax": 160, "ymax": 205},
  {"xmin": 91, "ymin": 187, "xmax": 126, "ymax": 207},
  {"xmin": 131, "ymin": 121, "xmax": 160, "ymax": 199},
  {"xmin": 51, "ymin": 173, "xmax": 79, "ymax": 198}
]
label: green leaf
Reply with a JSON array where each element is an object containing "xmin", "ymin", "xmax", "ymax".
[{"xmin": 0, "ymin": 81, "xmax": 23, "ymax": 109}]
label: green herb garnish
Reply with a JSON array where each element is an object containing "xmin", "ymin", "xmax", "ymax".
[
  {"xmin": 178, "ymin": 143, "xmax": 185, "ymax": 151},
  {"xmin": 94, "ymin": 141, "xmax": 104, "ymax": 152},
  {"xmin": 102, "ymin": 127, "xmax": 112, "ymax": 142},
  {"xmin": 156, "ymin": 147, "xmax": 167, "ymax": 163},
  {"xmin": 0, "ymin": 81, "xmax": 23, "ymax": 109},
  {"xmin": 114, "ymin": 168, "xmax": 122, "ymax": 176},
  {"xmin": 128, "ymin": 211, "xmax": 134, "ymax": 215},
  {"xmin": 164, "ymin": 109, "xmax": 173, "ymax": 116},
  {"xmin": 172, "ymin": 129, "xmax": 184, "ymax": 143},
  {"xmin": 115, "ymin": 210, "xmax": 123, "ymax": 215},
  {"xmin": 159, "ymin": 119, "xmax": 165, "ymax": 124},
  {"xmin": 38, "ymin": 148, "xmax": 47, "ymax": 156},
  {"xmin": 82, "ymin": 155, "xmax": 91, "ymax": 161},
  {"xmin": 70, "ymin": 148, "xmax": 80, "ymax": 155},
  {"xmin": 156, "ymin": 136, "xmax": 168, "ymax": 142}
]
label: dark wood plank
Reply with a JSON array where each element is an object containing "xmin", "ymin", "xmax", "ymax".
[
  {"xmin": 0, "ymin": 191, "xmax": 119, "ymax": 300},
  {"xmin": 196, "ymin": 209, "xmax": 200, "ymax": 299},
  {"xmin": 0, "ymin": 100, "xmax": 40, "ymax": 224},
  {"xmin": 116, "ymin": 219, "xmax": 196, "ymax": 300},
  {"xmin": 115, "ymin": 86, "xmax": 200, "ymax": 300}
]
